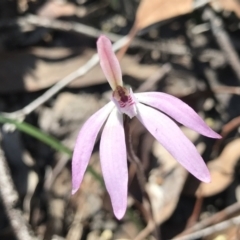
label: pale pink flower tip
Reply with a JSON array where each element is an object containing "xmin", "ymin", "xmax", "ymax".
[
  {"xmin": 97, "ymin": 35, "xmax": 123, "ymax": 90},
  {"xmin": 71, "ymin": 35, "xmax": 221, "ymax": 220}
]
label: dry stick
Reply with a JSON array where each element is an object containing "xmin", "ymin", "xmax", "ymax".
[
  {"xmin": 44, "ymin": 155, "xmax": 69, "ymax": 191},
  {"xmin": 176, "ymin": 201, "xmax": 240, "ymax": 238},
  {"xmin": 213, "ymin": 115, "xmax": 240, "ymax": 152},
  {"xmin": 173, "ymin": 214, "xmax": 240, "ymax": 240},
  {"xmin": 185, "ymin": 197, "xmax": 203, "ymax": 229},
  {"xmin": 117, "ymin": 23, "xmax": 138, "ymax": 60},
  {"xmin": 213, "ymin": 86, "xmax": 240, "ymax": 95},
  {"xmin": 3, "ymin": 36, "xmax": 129, "ymax": 120},
  {"xmin": 134, "ymin": 199, "xmax": 156, "ymax": 240},
  {"xmin": 0, "ymin": 133, "xmax": 38, "ymax": 240},
  {"xmin": 203, "ymin": 8, "xmax": 240, "ymax": 82},
  {"xmin": 20, "ymin": 14, "xmax": 120, "ymax": 42},
  {"xmin": 17, "ymin": 14, "xmax": 188, "ymax": 55},
  {"xmin": 136, "ymin": 63, "xmax": 171, "ymax": 92}
]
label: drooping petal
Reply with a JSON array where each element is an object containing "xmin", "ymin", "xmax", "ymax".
[
  {"xmin": 100, "ymin": 108, "xmax": 128, "ymax": 219},
  {"xmin": 136, "ymin": 103, "xmax": 211, "ymax": 182},
  {"xmin": 72, "ymin": 101, "xmax": 115, "ymax": 194},
  {"xmin": 135, "ymin": 92, "xmax": 221, "ymax": 139},
  {"xmin": 97, "ymin": 35, "xmax": 123, "ymax": 90}
]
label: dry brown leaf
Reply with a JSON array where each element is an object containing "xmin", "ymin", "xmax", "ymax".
[
  {"xmin": 147, "ymin": 140, "xmax": 188, "ymax": 224},
  {"xmin": 196, "ymin": 138, "xmax": 240, "ymax": 197},
  {"xmin": 0, "ymin": 47, "xmax": 159, "ymax": 93},
  {"xmin": 212, "ymin": 0, "xmax": 240, "ymax": 18},
  {"xmin": 135, "ymin": 0, "xmax": 193, "ymax": 30},
  {"xmin": 117, "ymin": 0, "xmax": 194, "ymax": 59},
  {"xmin": 37, "ymin": 1, "xmax": 76, "ymax": 19}
]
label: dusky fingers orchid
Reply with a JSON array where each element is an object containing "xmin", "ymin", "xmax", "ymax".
[{"xmin": 72, "ymin": 35, "xmax": 221, "ymax": 220}]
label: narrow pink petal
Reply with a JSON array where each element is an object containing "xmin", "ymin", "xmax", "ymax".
[
  {"xmin": 97, "ymin": 35, "xmax": 122, "ymax": 90},
  {"xmin": 136, "ymin": 103, "xmax": 211, "ymax": 182},
  {"xmin": 135, "ymin": 92, "xmax": 221, "ymax": 139},
  {"xmin": 100, "ymin": 108, "xmax": 128, "ymax": 219},
  {"xmin": 72, "ymin": 102, "xmax": 115, "ymax": 194}
]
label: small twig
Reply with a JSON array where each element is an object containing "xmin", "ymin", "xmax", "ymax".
[
  {"xmin": 134, "ymin": 199, "xmax": 156, "ymax": 240},
  {"xmin": 173, "ymin": 214, "xmax": 240, "ymax": 240},
  {"xmin": 44, "ymin": 155, "xmax": 69, "ymax": 191},
  {"xmin": 213, "ymin": 86, "xmax": 240, "ymax": 95},
  {"xmin": 0, "ymin": 132, "xmax": 38, "ymax": 240},
  {"xmin": 19, "ymin": 14, "xmax": 121, "ymax": 42},
  {"xmin": 203, "ymin": 8, "xmax": 240, "ymax": 81},
  {"xmin": 3, "ymin": 36, "xmax": 129, "ymax": 120},
  {"xmin": 0, "ymin": 14, "xmax": 189, "ymax": 56},
  {"xmin": 136, "ymin": 63, "xmax": 172, "ymax": 93},
  {"xmin": 213, "ymin": 116, "xmax": 240, "ymax": 153},
  {"xmin": 176, "ymin": 201, "xmax": 240, "ymax": 238},
  {"xmin": 185, "ymin": 197, "xmax": 203, "ymax": 229}
]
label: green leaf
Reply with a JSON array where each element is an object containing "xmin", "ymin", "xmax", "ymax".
[{"xmin": 0, "ymin": 115, "xmax": 103, "ymax": 185}]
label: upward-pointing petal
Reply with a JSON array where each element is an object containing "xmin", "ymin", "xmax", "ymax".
[
  {"xmin": 100, "ymin": 108, "xmax": 128, "ymax": 220},
  {"xmin": 97, "ymin": 36, "xmax": 123, "ymax": 90},
  {"xmin": 136, "ymin": 103, "xmax": 211, "ymax": 183},
  {"xmin": 72, "ymin": 101, "xmax": 115, "ymax": 195},
  {"xmin": 135, "ymin": 92, "xmax": 221, "ymax": 139}
]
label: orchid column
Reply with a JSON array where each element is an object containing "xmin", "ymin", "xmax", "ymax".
[{"xmin": 72, "ymin": 35, "xmax": 221, "ymax": 219}]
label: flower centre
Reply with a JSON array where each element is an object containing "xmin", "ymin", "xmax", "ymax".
[
  {"xmin": 113, "ymin": 86, "xmax": 129, "ymax": 102},
  {"xmin": 112, "ymin": 86, "xmax": 137, "ymax": 119}
]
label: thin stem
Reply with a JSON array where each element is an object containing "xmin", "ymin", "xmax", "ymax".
[
  {"xmin": 124, "ymin": 118, "xmax": 160, "ymax": 240},
  {"xmin": 124, "ymin": 117, "xmax": 146, "ymax": 192}
]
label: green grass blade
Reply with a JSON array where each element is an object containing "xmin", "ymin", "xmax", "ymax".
[{"xmin": 0, "ymin": 115, "xmax": 103, "ymax": 184}]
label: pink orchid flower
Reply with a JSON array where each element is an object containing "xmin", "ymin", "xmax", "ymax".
[{"xmin": 72, "ymin": 35, "xmax": 221, "ymax": 219}]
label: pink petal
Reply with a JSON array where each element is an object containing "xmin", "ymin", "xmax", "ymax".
[
  {"xmin": 100, "ymin": 108, "xmax": 128, "ymax": 219},
  {"xmin": 72, "ymin": 102, "xmax": 115, "ymax": 194},
  {"xmin": 135, "ymin": 92, "xmax": 221, "ymax": 139},
  {"xmin": 136, "ymin": 103, "xmax": 211, "ymax": 182},
  {"xmin": 97, "ymin": 35, "xmax": 123, "ymax": 90}
]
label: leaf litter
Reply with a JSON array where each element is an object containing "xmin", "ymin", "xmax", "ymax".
[{"xmin": 0, "ymin": 0, "xmax": 240, "ymax": 239}]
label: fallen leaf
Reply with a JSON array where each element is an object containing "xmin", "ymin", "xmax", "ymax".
[
  {"xmin": 196, "ymin": 139, "xmax": 240, "ymax": 197},
  {"xmin": 147, "ymin": 140, "xmax": 188, "ymax": 224},
  {"xmin": 135, "ymin": 0, "xmax": 193, "ymax": 30},
  {"xmin": 117, "ymin": 0, "xmax": 194, "ymax": 60},
  {"xmin": 37, "ymin": 1, "xmax": 76, "ymax": 19},
  {"xmin": 0, "ymin": 47, "xmax": 159, "ymax": 93}
]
